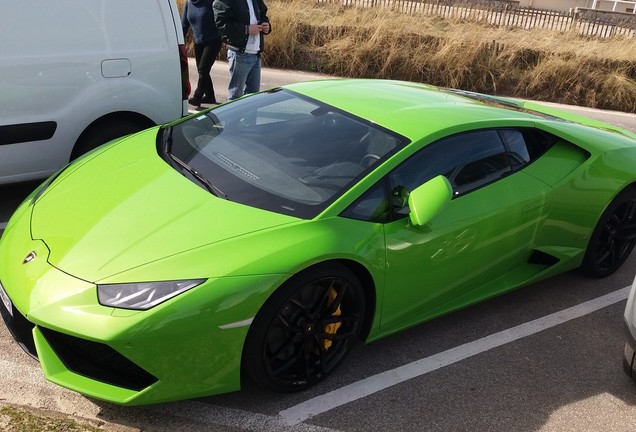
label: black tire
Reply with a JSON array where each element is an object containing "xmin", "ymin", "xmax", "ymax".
[
  {"xmin": 243, "ymin": 263, "xmax": 365, "ymax": 392},
  {"xmin": 71, "ymin": 119, "xmax": 145, "ymax": 160},
  {"xmin": 581, "ymin": 187, "xmax": 636, "ymax": 278}
]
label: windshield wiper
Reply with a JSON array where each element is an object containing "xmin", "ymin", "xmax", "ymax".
[{"xmin": 168, "ymin": 153, "xmax": 228, "ymax": 199}]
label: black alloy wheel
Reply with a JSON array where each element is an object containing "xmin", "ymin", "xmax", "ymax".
[
  {"xmin": 582, "ymin": 188, "xmax": 636, "ymax": 278},
  {"xmin": 243, "ymin": 263, "xmax": 365, "ymax": 392}
]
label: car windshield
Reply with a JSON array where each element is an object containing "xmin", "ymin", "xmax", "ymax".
[{"xmin": 161, "ymin": 89, "xmax": 406, "ymax": 219}]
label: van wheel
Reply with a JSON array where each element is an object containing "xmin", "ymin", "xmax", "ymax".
[{"xmin": 71, "ymin": 119, "xmax": 145, "ymax": 160}]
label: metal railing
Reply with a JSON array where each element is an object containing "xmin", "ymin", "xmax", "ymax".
[{"xmin": 317, "ymin": 0, "xmax": 636, "ymax": 37}]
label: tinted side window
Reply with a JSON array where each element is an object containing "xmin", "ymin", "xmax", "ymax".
[
  {"xmin": 499, "ymin": 129, "xmax": 530, "ymax": 169},
  {"xmin": 340, "ymin": 182, "xmax": 390, "ymax": 222},
  {"xmin": 499, "ymin": 129, "xmax": 555, "ymax": 170},
  {"xmin": 389, "ymin": 130, "xmax": 511, "ymax": 199},
  {"xmin": 341, "ymin": 129, "xmax": 555, "ymax": 223}
]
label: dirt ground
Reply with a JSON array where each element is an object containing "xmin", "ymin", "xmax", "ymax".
[{"xmin": 0, "ymin": 403, "xmax": 137, "ymax": 432}]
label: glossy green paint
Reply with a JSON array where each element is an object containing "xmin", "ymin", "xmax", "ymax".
[
  {"xmin": 1, "ymin": 79, "xmax": 636, "ymax": 404},
  {"xmin": 0, "ymin": 133, "xmax": 388, "ymax": 404},
  {"xmin": 378, "ymin": 168, "xmax": 553, "ymax": 333},
  {"xmin": 1, "ymin": 207, "xmax": 292, "ymax": 403},
  {"xmin": 407, "ymin": 175, "xmax": 452, "ymax": 226},
  {"xmin": 285, "ymin": 80, "xmax": 543, "ymax": 142},
  {"xmin": 31, "ymin": 129, "xmax": 299, "ymax": 282}
]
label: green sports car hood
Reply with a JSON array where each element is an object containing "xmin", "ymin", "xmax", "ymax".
[{"xmin": 29, "ymin": 130, "xmax": 299, "ymax": 282}]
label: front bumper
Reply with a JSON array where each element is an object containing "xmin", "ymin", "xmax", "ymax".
[
  {"xmin": 0, "ymin": 203, "xmax": 279, "ymax": 405},
  {"xmin": 0, "ymin": 297, "xmax": 158, "ymax": 401}
]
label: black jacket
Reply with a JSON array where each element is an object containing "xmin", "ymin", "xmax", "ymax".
[
  {"xmin": 182, "ymin": 0, "xmax": 221, "ymax": 45},
  {"xmin": 213, "ymin": 0, "xmax": 271, "ymax": 53}
]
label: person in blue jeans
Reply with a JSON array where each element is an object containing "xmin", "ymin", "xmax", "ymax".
[
  {"xmin": 182, "ymin": 0, "xmax": 222, "ymax": 108},
  {"xmin": 213, "ymin": 0, "xmax": 271, "ymax": 100}
]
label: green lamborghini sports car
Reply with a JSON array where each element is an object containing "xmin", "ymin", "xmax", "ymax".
[{"xmin": 2, "ymin": 79, "xmax": 636, "ymax": 405}]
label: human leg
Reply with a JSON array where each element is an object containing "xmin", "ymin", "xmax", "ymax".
[
  {"xmin": 227, "ymin": 51, "xmax": 259, "ymax": 100},
  {"xmin": 244, "ymin": 55, "xmax": 261, "ymax": 95},
  {"xmin": 227, "ymin": 50, "xmax": 248, "ymax": 100},
  {"xmin": 199, "ymin": 40, "xmax": 222, "ymax": 103},
  {"xmin": 191, "ymin": 43, "xmax": 205, "ymax": 103}
]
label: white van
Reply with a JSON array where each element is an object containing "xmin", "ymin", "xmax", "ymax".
[{"xmin": 0, "ymin": 0, "xmax": 190, "ymax": 185}]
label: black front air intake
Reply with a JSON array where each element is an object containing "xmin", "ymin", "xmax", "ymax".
[{"xmin": 39, "ymin": 327, "xmax": 158, "ymax": 391}]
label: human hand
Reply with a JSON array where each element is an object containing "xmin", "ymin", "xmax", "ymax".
[
  {"xmin": 260, "ymin": 21, "xmax": 270, "ymax": 33},
  {"xmin": 248, "ymin": 24, "xmax": 261, "ymax": 35}
]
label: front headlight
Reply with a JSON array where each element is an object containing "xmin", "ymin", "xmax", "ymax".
[{"xmin": 97, "ymin": 279, "xmax": 206, "ymax": 310}]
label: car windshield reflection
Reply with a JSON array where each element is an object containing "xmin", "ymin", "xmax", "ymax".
[{"xmin": 163, "ymin": 89, "xmax": 407, "ymax": 218}]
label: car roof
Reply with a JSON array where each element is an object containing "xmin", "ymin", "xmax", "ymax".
[{"xmin": 284, "ymin": 79, "xmax": 544, "ymax": 140}]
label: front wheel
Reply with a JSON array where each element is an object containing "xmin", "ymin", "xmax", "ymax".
[
  {"xmin": 581, "ymin": 187, "xmax": 636, "ymax": 278},
  {"xmin": 243, "ymin": 263, "xmax": 365, "ymax": 392}
]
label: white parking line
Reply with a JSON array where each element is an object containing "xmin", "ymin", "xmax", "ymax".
[
  {"xmin": 279, "ymin": 286, "xmax": 631, "ymax": 426},
  {"xmin": 157, "ymin": 401, "xmax": 343, "ymax": 432}
]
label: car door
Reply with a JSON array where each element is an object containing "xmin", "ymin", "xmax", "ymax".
[{"xmin": 378, "ymin": 128, "xmax": 554, "ymax": 328}]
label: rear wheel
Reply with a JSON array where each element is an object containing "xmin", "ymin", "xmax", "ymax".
[
  {"xmin": 71, "ymin": 119, "xmax": 146, "ymax": 160},
  {"xmin": 243, "ymin": 263, "xmax": 365, "ymax": 392},
  {"xmin": 581, "ymin": 187, "xmax": 636, "ymax": 278}
]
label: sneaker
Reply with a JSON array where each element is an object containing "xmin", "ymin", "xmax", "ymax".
[{"xmin": 188, "ymin": 97, "xmax": 201, "ymax": 108}]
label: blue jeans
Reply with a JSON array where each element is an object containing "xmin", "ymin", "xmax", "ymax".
[{"xmin": 227, "ymin": 50, "xmax": 261, "ymax": 100}]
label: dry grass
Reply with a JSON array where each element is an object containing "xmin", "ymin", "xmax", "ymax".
[{"xmin": 179, "ymin": 0, "xmax": 636, "ymax": 112}]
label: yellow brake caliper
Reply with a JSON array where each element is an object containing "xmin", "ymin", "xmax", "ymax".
[{"xmin": 323, "ymin": 287, "xmax": 342, "ymax": 350}]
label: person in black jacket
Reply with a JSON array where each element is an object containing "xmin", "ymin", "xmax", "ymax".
[
  {"xmin": 182, "ymin": 0, "xmax": 222, "ymax": 108},
  {"xmin": 213, "ymin": 0, "xmax": 271, "ymax": 100}
]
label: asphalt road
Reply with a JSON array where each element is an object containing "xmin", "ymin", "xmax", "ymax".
[{"xmin": 2, "ymin": 62, "xmax": 636, "ymax": 431}]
